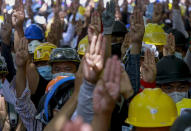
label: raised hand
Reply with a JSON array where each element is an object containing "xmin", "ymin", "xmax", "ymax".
[
  {"xmin": 15, "ymin": 37, "xmax": 29, "ymax": 68},
  {"xmin": 47, "ymin": 0, "xmax": 63, "ymax": 46},
  {"xmin": 163, "ymin": 33, "xmax": 175, "ymax": 56},
  {"xmin": 0, "ymin": 13, "xmax": 12, "ymax": 44},
  {"xmin": 129, "ymin": 6, "xmax": 144, "ymax": 54},
  {"xmin": 26, "ymin": 0, "xmax": 34, "ymax": 20},
  {"xmin": 130, "ymin": 7, "xmax": 145, "ymax": 44},
  {"xmin": 83, "ymin": 34, "xmax": 105, "ymax": 84},
  {"xmin": 62, "ymin": 117, "xmax": 92, "ymax": 131},
  {"xmin": 88, "ymin": 11, "xmax": 102, "ymax": 42},
  {"xmin": 102, "ymin": 0, "xmax": 115, "ymax": 35},
  {"xmin": 12, "ymin": 0, "xmax": 25, "ymax": 29},
  {"xmin": 152, "ymin": 3, "xmax": 163, "ymax": 23},
  {"xmin": 93, "ymin": 56, "xmax": 121, "ymax": 114},
  {"xmin": 141, "ymin": 49, "xmax": 157, "ymax": 83},
  {"xmin": 70, "ymin": 1, "xmax": 79, "ymax": 15}
]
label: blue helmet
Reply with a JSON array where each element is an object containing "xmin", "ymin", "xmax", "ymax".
[
  {"xmin": 35, "ymin": 76, "xmax": 75, "ymax": 124},
  {"xmin": 24, "ymin": 24, "xmax": 45, "ymax": 40}
]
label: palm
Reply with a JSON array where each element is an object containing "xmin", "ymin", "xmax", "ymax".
[
  {"xmin": 12, "ymin": 11, "xmax": 25, "ymax": 28},
  {"xmin": 16, "ymin": 52, "xmax": 27, "ymax": 67},
  {"xmin": 141, "ymin": 49, "xmax": 156, "ymax": 83},
  {"xmin": 83, "ymin": 34, "xmax": 105, "ymax": 84},
  {"xmin": 130, "ymin": 7, "xmax": 145, "ymax": 43},
  {"xmin": 131, "ymin": 24, "xmax": 145, "ymax": 42},
  {"xmin": 15, "ymin": 38, "xmax": 29, "ymax": 68},
  {"xmin": 141, "ymin": 65, "xmax": 156, "ymax": 82},
  {"xmin": 93, "ymin": 56, "xmax": 121, "ymax": 114},
  {"xmin": 84, "ymin": 53, "xmax": 104, "ymax": 83}
]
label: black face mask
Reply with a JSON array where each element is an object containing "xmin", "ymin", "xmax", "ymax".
[{"xmin": 112, "ymin": 43, "xmax": 122, "ymax": 58}]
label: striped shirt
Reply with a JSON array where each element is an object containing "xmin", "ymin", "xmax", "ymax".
[{"xmin": 1, "ymin": 78, "xmax": 42, "ymax": 131}]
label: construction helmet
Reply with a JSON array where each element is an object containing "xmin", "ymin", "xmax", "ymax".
[
  {"xmin": 156, "ymin": 55, "xmax": 191, "ymax": 84},
  {"xmin": 24, "ymin": 24, "xmax": 45, "ymax": 40},
  {"xmin": 49, "ymin": 48, "xmax": 80, "ymax": 64},
  {"xmin": 28, "ymin": 40, "xmax": 41, "ymax": 54},
  {"xmin": 45, "ymin": 76, "xmax": 68, "ymax": 93},
  {"xmin": 126, "ymin": 88, "xmax": 177, "ymax": 127},
  {"xmin": 36, "ymin": 76, "xmax": 75, "ymax": 124},
  {"xmin": 34, "ymin": 43, "xmax": 57, "ymax": 62},
  {"xmin": 176, "ymin": 98, "xmax": 191, "ymax": 116},
  {"xmin": 143, "ymin": 23, "xmax": 167, "ymax": 46},
  {"xmin": 0, "ymin": 56, "xmax": 8, "ymax": 76},
  {"xmin": 77, "ymin": 36, "xmax": 89, "ymax": 56}
]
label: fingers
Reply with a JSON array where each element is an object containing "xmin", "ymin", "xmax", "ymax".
[
  {"xmin": 109, "ymin": 56, "xmax": 118, "ymax": 82},
  {"xmin": 114, "ymin": 58, "xmax": 121, "ymax": 85},
  {"xmin": 104, "ymin": 58, "xmax": 112, "ymax": 82},
  {"xmin": 100, "ymin": 37, "xmax": 106, "ymax": 57},
  {"xmin": 95, "ymin": 34, "xmax": 103, "ymax": 55},
  {"xmin": 150, "ymin": 50, "xmax": 155, "ymax": 65},
  {"xmin": 106, "ymin": 2, "xmax": 110, "ymax": 13},
  {"xmin": 89, "ymin": 35, "xmax": 97, "ymax": 55},
  {"xmin": 144, "ymin": 49, "xmax": 149, "ymax": 65}
]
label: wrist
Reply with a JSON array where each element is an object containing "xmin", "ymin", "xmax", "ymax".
[
  {"xmin": 2, "ymin": 39, "xmax": 10, "ymax": 45},
  {"xmin": 130, "ymin": 43, "xmax": 142, "ymax": 54},
  {"xmin": 94, "ymin": 110, "xmax": 113, "ymax": 119},
  {"xmin": 15, "ymin": 28, "xmax": 24, "ymax": 37},
  {"xmin": 17, "ymin": 64, "xmax": 27, "ymax": 69}
]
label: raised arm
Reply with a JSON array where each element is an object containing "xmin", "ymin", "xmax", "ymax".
[
  {"xmin": 0, "ymin": 13, "xmax": 16, "ymax": 82},
  {"xmin": 125, "ymin": 7, "xmax": 145, "ymax": 94},
  {"xmin": 92, "ymin": 56, "xmax": 121, "ymax": 131},
  {"xmin": 76, "ymin": 33, "xmax": 106, "ymax": 123}
]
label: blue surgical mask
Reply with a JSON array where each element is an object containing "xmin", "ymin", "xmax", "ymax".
[
  {"xmin": 52, "ymin": 72, "xmax": 75, "ymax": 79},
  {"xmin": 175, "ymin": 52, "xmax": 183, "ymax": 59},
  {"xmin": 37, "ymin": 65, "xmax": 52, "ymax": 80}
]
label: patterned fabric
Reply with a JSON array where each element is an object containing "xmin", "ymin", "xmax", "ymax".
[{"xmin": 1, "ymin": 78, "xmax": 42, "ymax": 131}]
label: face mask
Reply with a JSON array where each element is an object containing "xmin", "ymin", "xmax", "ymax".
[
  {"xmin": 37, "ymin": 65, "xmax": 52, "ymax": 80},
  {"xmin": 174, "ymin": 52, "xmax": 183, "ymax": 59},
  {"xmin": 168, "ymin": 92, "xmax": 188, "ymax": 103},
  {"xmin": 52, "ymin": 72, "xmax": 75, "ymax": 79}
]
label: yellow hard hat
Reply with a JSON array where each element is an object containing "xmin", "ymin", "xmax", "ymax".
[
  {"xmin": 126, "ymin": 88, "xmax": 177, "ymax": 128},
  {"xmin": 77, "ymin": 35, "xmax": 89, "ymax": 55},
  {"xmin": 176, "ymin": 98, "xmax": 191, "ymax": 116},
  {"xmin": 0, "ymin": 15, "xmax": 4, "ymax": 23},
  {"xmin": 34, "ymin": 42, "xmax": 57, "ymax": 62},
  {"xmin": 78, "ymin": 6, "xmax": 85, "ymax": 16},
  {"xmin": 168, "ymin": 3, "xmax": 172, "ymax": 10},
  {"xmin": 143, "ymin": 23, "xmax": 167, "ymax": 46}
]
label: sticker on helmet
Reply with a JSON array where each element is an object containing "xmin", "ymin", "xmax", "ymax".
[{"xmin": 150, "ymin": 108, "xmax": 158, "ymax": 114}]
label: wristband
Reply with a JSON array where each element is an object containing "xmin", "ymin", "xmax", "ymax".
[{"xmin": 140, "ymin": 79, "xmax": 156, "ymax": 89}]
